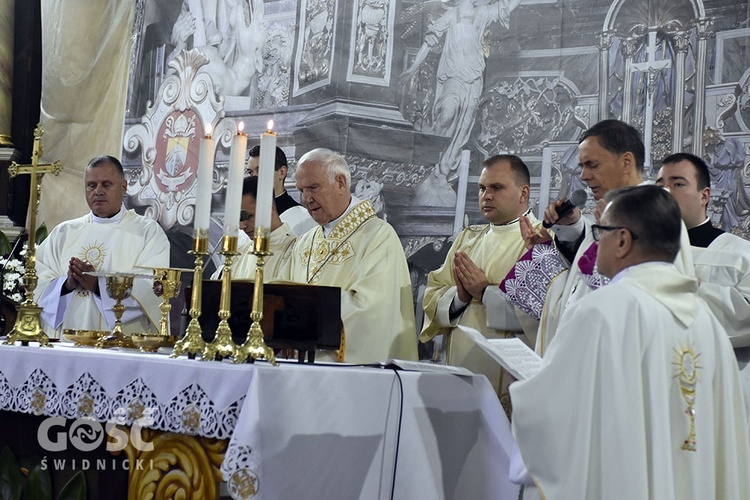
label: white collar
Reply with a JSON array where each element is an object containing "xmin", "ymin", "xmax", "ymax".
[
  {"xmin": 610, "ymin": 261, "xmax": 673, "ymax": 285},
  {"xmin": 489, "ymin": 208, "xmax": 531, "ymax": 228},
  {"xmin": 91, "ymin": 205, "xmax": 126, "ymax": 224}
]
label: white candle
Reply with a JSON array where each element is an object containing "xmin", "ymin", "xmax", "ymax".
[
  {"xmin": 223, "ymin": 123, "xmax": 247, "ymax": 237},
  {"xmin": 255, "ymin": 120, "xmax": 277, "ymax": 233},
  {"xmin": 194, "ymin": 125, "xmax": 215, "ymax": 234}
]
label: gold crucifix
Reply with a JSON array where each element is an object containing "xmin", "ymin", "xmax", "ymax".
[{"xmin": 4, "ymin": 124, "xmax": 62, "ymax": 347}]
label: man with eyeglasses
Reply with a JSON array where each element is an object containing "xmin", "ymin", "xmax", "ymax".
[
  {"xmin": 510, "ymin": 185, "xmax": 750, "ymax": 499},
  {"xmin": 212, "ymin": 176, "xmax": 296, "ymax": 281},
  {"xmin": 657, "ymin": 152, "xmax": 750, "ymax": 435}
]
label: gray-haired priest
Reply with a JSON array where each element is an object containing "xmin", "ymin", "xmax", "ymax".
[{"xmin": 283, "ymin": 148, "xmax": 418, "ymax": 363}]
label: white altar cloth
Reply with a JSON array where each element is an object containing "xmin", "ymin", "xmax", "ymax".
[{"xmin": 0, "ymin": 344, "xmax": 518, "ymax": 500}]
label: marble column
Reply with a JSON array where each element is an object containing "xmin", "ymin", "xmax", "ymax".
[{"xmin": 0, "ymin": 0, "xmax": 14, "ymax": 147}]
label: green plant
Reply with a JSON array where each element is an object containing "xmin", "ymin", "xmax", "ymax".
[{"xmin": 0, "ymin": 446, "xmax": 86, "ymax": 500}]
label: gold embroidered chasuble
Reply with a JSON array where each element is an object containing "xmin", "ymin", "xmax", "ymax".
[
  {"xmin": 420, "ymin": 215, "xmax": 541, "ymax": 395},
  {"xmin": 34, "ymin": 209, "xmax": 170, "ymax": 338},
  {"xmin": 287, "ymin": 200, "xmax": 417, "ymax": 363}
]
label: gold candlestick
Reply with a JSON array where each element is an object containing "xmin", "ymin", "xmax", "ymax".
[
  {"xmin": 235, "ymin": 228, "xmax": 277, "ymax": 365},
  {"xmin": 202, "ymin": 235, "xmax": 240, "ymax": 361},
  {"xmin": 4, "ymin": 125, "xmax": 61, "ymax": 347},
  {"xmin": 172, "ymin": 235, "xmax": 209, "ymax": 359},
  {"xmin": 97, "ymin": 274, "xmax": 135, "ymax": 349}
]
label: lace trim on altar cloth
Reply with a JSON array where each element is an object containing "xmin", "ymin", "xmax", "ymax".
[
  {"xmin": 0, "ymin": 368, "xmax": 243, "ymax": 440},
  {"xmin": 221, "ymin": 444, "xmax": 262, "ymax": 498}
]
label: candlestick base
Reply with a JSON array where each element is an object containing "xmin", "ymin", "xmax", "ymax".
[
  {"xmin": 235, "ymin": 317, "xmax": 277, "ymax": 365},
  {"xmin": 202, "ymin": 318, "xmax": 238, "ymax": 361},
  {"xmin": 3, "ymin": 302, "xmax": 51, "ymax": 347},
  {"xmin": 201, "ymin": 235, "xmax": 239, "ymax": 362},
  {"xmin": 172, "ymin": 238, "xmax": 209, "ymax": 360},
  {"xmin": 234, "ymin": 230, "xmax": 277, "ymax": 365}
]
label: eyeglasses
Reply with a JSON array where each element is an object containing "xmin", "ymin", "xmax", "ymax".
[
  {"xmin": 591, "ymin": 224, "xmax": 639, "ymax": 241},
  {"xmin": 239, "ymin": 210, "xmax": 251, "ymax": 222}
]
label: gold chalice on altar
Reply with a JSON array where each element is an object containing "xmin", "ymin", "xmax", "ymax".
[
  {"xmin": 96, "ymin": 273, "xmax": 135, "ymax": 349},
  {"xmin": 132, "ymin": 267, "xmax": 187, "ymax": 353}
]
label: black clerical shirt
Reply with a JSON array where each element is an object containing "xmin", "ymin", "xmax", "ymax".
[
  {"xmin": 275, "ymin": 191, "xmax": 300, "ymax": 215},
  {"xmin": 687, "ymin": 220, "xmax": 725, "ymax": 248}
]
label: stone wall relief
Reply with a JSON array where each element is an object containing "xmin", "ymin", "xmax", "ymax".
[
  {"xmin": 293, "ymin": 0, "xmax": 338, "ymax": 96},
  {"xmin": 347, "ymin": 0, "xmax": 395, "ymax": 85}
]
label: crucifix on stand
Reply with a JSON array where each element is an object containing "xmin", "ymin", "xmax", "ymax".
[
  {"xmin": 4, "ymin": 125, "xmax": 61, "ymax": 347},
  {"xmin": 630, "ymin": 30, "xmax": 672, "ymax": 174}
]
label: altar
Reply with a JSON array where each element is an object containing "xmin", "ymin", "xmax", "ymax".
[{"xmin": 0, "ymin": 344, "xmax": 519, "ymax": 499}]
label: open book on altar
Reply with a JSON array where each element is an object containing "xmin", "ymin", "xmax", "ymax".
[{"xmin": 457, "ymin": 326, "xmax": 543, "ymax": 381}]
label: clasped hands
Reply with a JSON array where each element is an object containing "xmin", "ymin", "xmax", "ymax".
[
  {"xmin": 64, "ymin": 257, "xmax": 98, "ymax": 294},
  {"xmin": 453, "ymin": 252, "xmax": 489, "ymax": 303}
]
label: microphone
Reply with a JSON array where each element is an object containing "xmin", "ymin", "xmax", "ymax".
[{"xmin": 543, "ymin": 189, "xmax": 588, "ymax": 228}]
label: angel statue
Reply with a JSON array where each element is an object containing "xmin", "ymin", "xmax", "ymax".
[{"xmin": 401, "ymin": 0, "xmax": 523, "ymax": 206}]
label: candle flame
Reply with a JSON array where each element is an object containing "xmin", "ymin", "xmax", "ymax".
[
  {"xmin": 238, "ymin": 121, "xmax": 245, "ymax": 133},
  {"xmin": 205, "ymin": 123, "xmax": 213, "ymax": 137},
  {"xmin": 266, "ymin": 119, "xmax": 274, "ymax": 132}
]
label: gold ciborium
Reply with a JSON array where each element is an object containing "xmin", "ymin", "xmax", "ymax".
[{"xmin": 97, "ymin": 273, "xmax": 135, "ymax": 349}]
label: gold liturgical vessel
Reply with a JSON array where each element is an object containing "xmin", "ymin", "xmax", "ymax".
[
  {"xmin": 132, "ymin": 267, "xmax": 186, "ymax": 352},
  {"xmin": 202, "ymin": 235, "xmax": 240, "ymax": 361},
  {"xmin": 97, "ymin": 274, "xmax": 136, "ymax": 348},
  {"xmin": 235, "ymin": 228, "xmax": 277, "ymax": 365},
  {"xmin": 172, "ymin": 234, "xmax": 209, "ymax": 359},
  {"xmin": 4, "ymin": 125, "xmax": 61, "ymax": 347}
]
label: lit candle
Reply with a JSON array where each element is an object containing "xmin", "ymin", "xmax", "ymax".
[
  {"xmin": 223, "ymin": 122, "xmax": 247, "ymax": 237},
  {"xmin": 255, "ymin": 120, "xmax": 277, "ymax": 233},
  {"xmin": 194, "ymin": 124, "xmax": 215, "ymax": 234}
]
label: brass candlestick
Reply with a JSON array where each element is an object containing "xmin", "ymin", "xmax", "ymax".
[
  {"xmin": 172, "ymin": 235, "xmax": 209, "ymax": 359},
  {"xmin": 4, "ymin": 125, "xmax": 61, "ymax": 347},
  {"xmin": 236, "ymin": 228, "xmax": 277, "ymax": 365},
  {"xmin": 97, "ymin": 274, "xmax": 135, "ymax": 348},
  {"xmin": 202, "ymin": 235, "xmax": 240, "ymax": 361}
]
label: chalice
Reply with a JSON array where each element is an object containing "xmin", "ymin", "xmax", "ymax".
[
  {"xmin": 97, "ymin": 273, "xmax": 135, "ymax": 349},
  {"xmin": 132, "ymin": 267, "xmax": 188, "ymax": 353},
  {"xmin": 152, "ymin": 267, "xmax": 186, "ymax": 338}
]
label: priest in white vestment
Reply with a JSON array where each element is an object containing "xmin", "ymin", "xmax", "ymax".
[
  {"xmin": 284, "ymin": 148, "xmax": 417, "ymax": 363},
  {"xmin": 35, "ymin": 156, "xmax": 169, "ymax": 338},
  {"xmin": 420, "ymin": 154, "xmax": 541, "ymax": 399},
  {"xmin": 212, "ymin": 176, "xmax": 296, "ymax": 281},
  {"xmin": 657, "ymin": 152, "xmax": 750, "ymax": 438},
  {"xmin": 511, "ymin": 185, "xmax": 750, "ymax": 500},
  {"xmin": 524, "ymin": 120, "xmax": 693, "ymax": 354}
]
